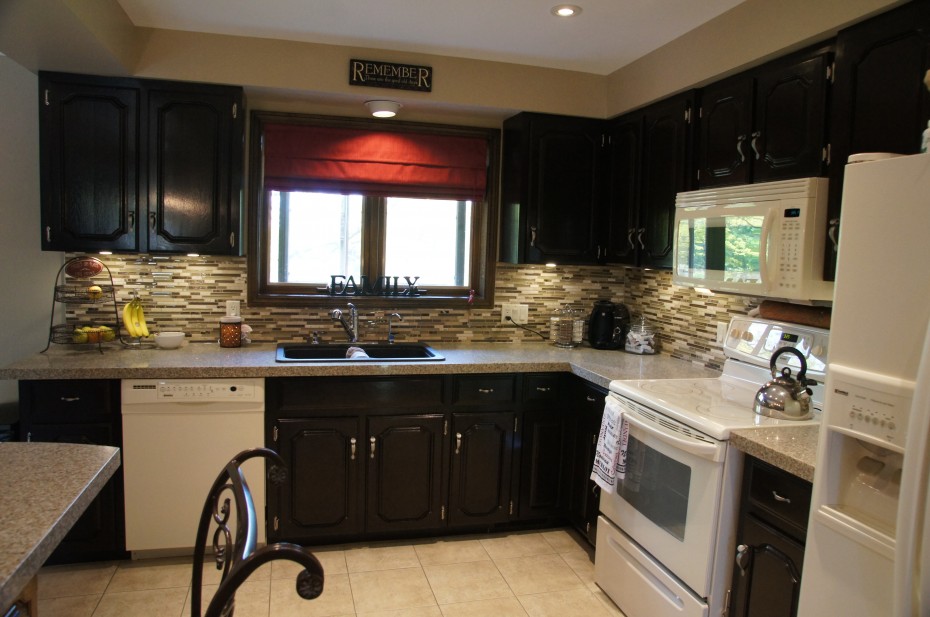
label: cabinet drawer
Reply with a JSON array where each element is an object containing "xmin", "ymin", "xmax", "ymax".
[
  {"xmin": 21, "ymin": 379, "xmax": 116, "ymax": 423},
  {"xmin": 747, "ymin": 458, "xmax": 812, "ymax": 533},
  {"xmin": 452, "ymin": 375, "xmax": 516, "ymax": 406},
  {"xmin": 271, "ymin": 376, "xmax": 444, "ymax": 413},
  {"xmin": 522, "ymin": 374, "xmax": 562, "ymax": 407}
]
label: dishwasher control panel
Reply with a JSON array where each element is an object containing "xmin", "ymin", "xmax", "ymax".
[{"xmin": 122, "ymin": 378, "xmax": 264, "ymax": 404}]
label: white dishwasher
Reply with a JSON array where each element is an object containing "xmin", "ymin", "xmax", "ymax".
[{"xmin": 121, "ymin": 378, "xmax": 266, "ymax": 555}]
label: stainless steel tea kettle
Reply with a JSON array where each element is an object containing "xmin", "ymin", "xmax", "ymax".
[{"xmin": 753, "ymin": 347, "xmax": 817, "ymax": 420}]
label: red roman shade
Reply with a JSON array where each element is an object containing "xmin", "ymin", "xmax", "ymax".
[{"xmin": 263, "ymin": 123, "xmax": 489, "ymax": 200}]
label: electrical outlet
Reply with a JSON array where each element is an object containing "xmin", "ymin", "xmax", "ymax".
[
  {"xmin": 501, "ymin": 303, "xmax": 529, "ymax": 324},
  {"xmin": 716, "ymin": 322, "xmax": 728, "ymax": 345}
]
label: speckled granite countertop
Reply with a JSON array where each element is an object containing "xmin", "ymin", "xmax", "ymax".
[
  {"xmin": 0, "ymin": 442, "xmax": 120, "ymax": 609},
  {"xmin": 0, "ymin": 341, "xmax": 721, "ymax": 388},
  {"xmin": 0, "ymin": 342, "xmax": 817, "ymax": 479},
  {"xmin": 729, "ymin": 425, "xmax": 819, "ymax": 482}
]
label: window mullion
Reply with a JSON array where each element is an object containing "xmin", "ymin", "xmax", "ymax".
[{"xmin": 363, "ymin": 196, "xmax": 387, "ymax": 280}]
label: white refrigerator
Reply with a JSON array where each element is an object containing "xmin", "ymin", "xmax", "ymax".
[{"xmin": 798, "ymin": 153, "xmax": 930, "ymax": 616}]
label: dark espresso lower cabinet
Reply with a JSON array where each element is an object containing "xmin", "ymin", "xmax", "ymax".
[
  {"xmin": 18, "ymin": 380, "xmax": 125, "ymax": 564},
  {"xmin": 730, "ymin": 456, "xmax": 812, "ymax": 617},
  {"xmin": 448, "ymin": 411, "xmax": 515, "ymax": 527}
]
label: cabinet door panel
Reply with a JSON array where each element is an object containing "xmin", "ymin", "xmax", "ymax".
[
  {"xmin": 40, "ymin": 78, "xmax": 139, "ymax": 252},
  {"xmin": 640, "ymin": 95, "xmax": 693, "ymax": 268},
  {"xmin": 147, "ymin": 88, "xmax": 238, "ymax": 253},
  {"xmin": 26, "ymin": 423, "xmax": 124, "ymax": 562},
  {"xmin": 449, "ymin": 412, "xmax": 514, "ymax": 526},
  {"xmin": 519, "ymin": 409, "xmax": 573, "ymax": 519},
  {"xmin": 366, "ymin": 414, "xmax": 445, "ymax": 533},
  {"xmin": 753, "ymin": 54, "xmax": 828, "ymax": 183},
  {"xmin": 274, "ymin": 417, "xmax": 361, "ymax": 540},
  {"xmin": 698, "ymin": 79, "xmax": 754, "ymax": 187},
  {"xmin": 605, "ymin": 116, "xmax": 642, "ymax": 264},
  {"xmin": 530, "ymin": 119, "xmax": 602, "ymax": 263},
  {"xmin": 731, "ymin": 515, "xmax": 804, "ymax": 617},
  {"xmin": 826, "ymin": 3, "xmax": 930, "ymax": 279}
]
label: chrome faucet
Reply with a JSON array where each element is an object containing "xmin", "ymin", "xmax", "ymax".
[
  {"xmin": 330, "ymin": 302, "xmax": 359, "ymax": 342},
  {"xmin": 387, "ymin": 312, "xmax": 402, "ymax": 344}
]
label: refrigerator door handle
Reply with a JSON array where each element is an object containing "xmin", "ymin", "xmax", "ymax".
[{"xmin": 894, "ymin": 325, "xmax": 930, "ymax": 617}]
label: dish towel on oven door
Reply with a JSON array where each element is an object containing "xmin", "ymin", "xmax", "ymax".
[{"xmin": 591, "ymin": 395, "xmax": 629, "ymax": 494}]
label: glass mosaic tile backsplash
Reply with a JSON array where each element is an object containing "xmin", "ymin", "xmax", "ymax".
[{"xmin": 68, "ymin": 255, "xmax": 757, "ymax": 371}]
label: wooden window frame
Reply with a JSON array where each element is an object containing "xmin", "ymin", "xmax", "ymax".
[{"xmin": 247, "ymin": 111, "xmax": 500, "ymax": 308}]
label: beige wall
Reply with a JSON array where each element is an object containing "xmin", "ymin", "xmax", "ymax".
[
  {"xmin": 0, "ymin": 0, "xmax": 907, "ymax": 124},
  {"xmin": 0, "ymin": 56, "xmax": 62, "ymax": 406},
  {"xmin": 605, "ymin": 0, "xmax": 904, "ymax": 116}
]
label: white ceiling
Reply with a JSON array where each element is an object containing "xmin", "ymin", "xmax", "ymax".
[{"xmin": 116, "ymin": 0, "xmax": 746, "ymax": 75}]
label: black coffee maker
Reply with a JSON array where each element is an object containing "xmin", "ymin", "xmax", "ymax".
[{"xmin": 588, "ymin": 300, "xmax": 630, "ymax": 349}]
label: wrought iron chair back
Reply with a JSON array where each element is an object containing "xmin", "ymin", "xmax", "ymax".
[{"xmin": 190, "ymin": 447, "xmax": 324, "ymax": 617}]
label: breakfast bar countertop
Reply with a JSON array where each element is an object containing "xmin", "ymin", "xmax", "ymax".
[{"xmin": 0, "ymin": 442, "xmax": 121, "ymax": 610}]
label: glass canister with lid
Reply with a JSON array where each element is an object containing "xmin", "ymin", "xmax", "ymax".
[
  {"xmin": 550, "ymin": 305, "xmax": 585, "ymax": 348},
  {"xmin": 625, "ymin": 314, "xmax": 658, "ymax": 354}
]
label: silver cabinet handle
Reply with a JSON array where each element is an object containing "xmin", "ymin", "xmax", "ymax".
[
  {"xmin": 751, "ymin": 130, "xmax": 762, "ymax": 160},
  {"xmin": 772, "ymin": 490, "xmax": 791, "ymax": 504},
  {"xmin": 349, "ymin": 437, "xmax": 357, "ymax": 460},
  {"xmin": 60, "ymin": 396, "xmax": 80, "ymax": 402},
  {"xmin": 369, "ymin": 436, "xmax": 376, "ymax": 459},
  {"xmin": 128, "ymin": 211, "xmax": 135, "ymax": 232},
  {"xmin": 149, "ymin": 212, "xmax": 157, "ymax": 231},
  {"xmin": 736, "ymin": 543, "xmax": 751, "ymax": 574},
  {"xmin": 828, "ymin": 218, "xmax": 840, "ymax": 252},
  {"xmin": 586, "ymin": 395, "xmax": 597, "ymax": 402},
  {"xmin": 536, "ymin": 387, "xmax": 551, "ymax": 393},
  {"xmin": 637, "ymin": 228, "xmax": 646, "ymax": 250},
  {"xmin": 455, "ymin": 432, "xmax": 462, "ymax": 455},
  {"xmin": 478, "ymin": 388, "xmax": 494, "ymax": 394},
  {"xmin": 530, "ymin": 226, "xmax": 537, "ymax": 247},
  {"xmin": 627, "ymin": 228, "xmax": 636, "ymax": 250},
  {"xmin": 46, "ymin": 226, "xmax": 52, "ymax": 243},
  {"xmin": 736, "ymin": 134, "xmax": 746, "ymax": 163}
]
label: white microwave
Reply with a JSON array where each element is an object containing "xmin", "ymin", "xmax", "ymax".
[{"xmin": 673, "ymin": 178, "xmax": 834, "ymax": 302}]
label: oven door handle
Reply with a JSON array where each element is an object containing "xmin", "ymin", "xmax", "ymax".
[{"xmin": 622, "ymin": 410, "xmax": 724, "ymax": 462}]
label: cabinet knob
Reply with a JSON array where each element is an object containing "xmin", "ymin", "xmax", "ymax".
[
  {"xmin": 455, "ymin": 432, "xmax": 462, "ymax": 455},
  {"xmin": 349, "ymin": 437, "xmax": 357, "ymax": 460},
  {"xmin": 369, "ymin": 436, "xmax": 376, "ymax": 459}
]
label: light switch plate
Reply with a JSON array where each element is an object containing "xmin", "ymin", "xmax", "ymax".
[{"xmin": 716, "ymin": 322, "xmax": 728, "ymax": 345}]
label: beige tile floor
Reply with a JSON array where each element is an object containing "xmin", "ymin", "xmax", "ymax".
[{"xmin": 37, "ymin": 528, "xmax": 627, "ymax": 617}]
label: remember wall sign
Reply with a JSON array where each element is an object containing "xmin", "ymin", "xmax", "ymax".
[{"xmin": 349, "ymin": 59, "xmax": 433, "ymax": 92}]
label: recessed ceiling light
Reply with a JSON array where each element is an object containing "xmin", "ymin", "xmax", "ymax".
[
  {"xmin": 551, "ymin": 5, "xmax": 582, "ymax": 17},
  {"xmin": 365, "ymin": 100, "xmax": 402, "ymax": 118}
]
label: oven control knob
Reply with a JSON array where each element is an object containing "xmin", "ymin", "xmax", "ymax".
[{"xmin": 742, "ymin": 330, "xmax": 754, "ymax": 342}]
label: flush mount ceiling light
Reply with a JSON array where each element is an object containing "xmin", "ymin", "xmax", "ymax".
[
  {"xmin": 550, "ymin": 4, "xmax": 582, "ymax": 17},
  {"xmin": 365, "ymin": 100, "xmax": 402, "ymax": 118}
]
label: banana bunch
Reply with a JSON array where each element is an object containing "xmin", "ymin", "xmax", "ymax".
[{"xmin": 122, "ymin": 299, "xmax": 151, "ymax": 339}]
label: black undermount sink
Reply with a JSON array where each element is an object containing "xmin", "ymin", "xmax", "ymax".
[{"xmin": 275, "ymin": 342, "xmax": 445, "ymax": 362}]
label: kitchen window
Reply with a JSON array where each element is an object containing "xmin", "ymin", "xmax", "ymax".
[{"xmin": 248, "ymin": 112, "xmax": 499, "ymax": 307}]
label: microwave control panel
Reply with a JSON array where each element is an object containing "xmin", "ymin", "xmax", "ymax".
[{"xmin": 776, "ymin": 210, "xmax": 804, "ymax": 292}]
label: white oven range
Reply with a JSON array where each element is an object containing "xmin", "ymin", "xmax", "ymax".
[{"xmin": 594, "ymin": 316, "xmax": 829, "ymax": 617}]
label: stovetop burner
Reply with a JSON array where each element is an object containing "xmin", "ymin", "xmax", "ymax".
[{"xmin": 608, "ymin": 316, "xmax": 829, "ymax": 441}]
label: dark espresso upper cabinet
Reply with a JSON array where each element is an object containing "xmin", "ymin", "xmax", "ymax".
[
  {"xmin": 606, "ymin": 92, "xmax": 695, "ymax": 268},
  {"xmin": 501, "ymin": 113, "xmax": 606, "ymax": 264},
  {"xmin": 824, "ymin": 0, "xmax": 930, "ymax": 279},
  {"xmin": 146, "ymin": 85, "xmax": 243, "ymax": 254},
  {"xmin": 39, "ymin": 76, "xmax": 140, "ymax": 253},
  {"xmin": 40, "ymin": 72, "xmax": 244, "ymax": 254},
  {"xmin": 697, "ymin": 49, "xmax": 831, "ymax": 188}
]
